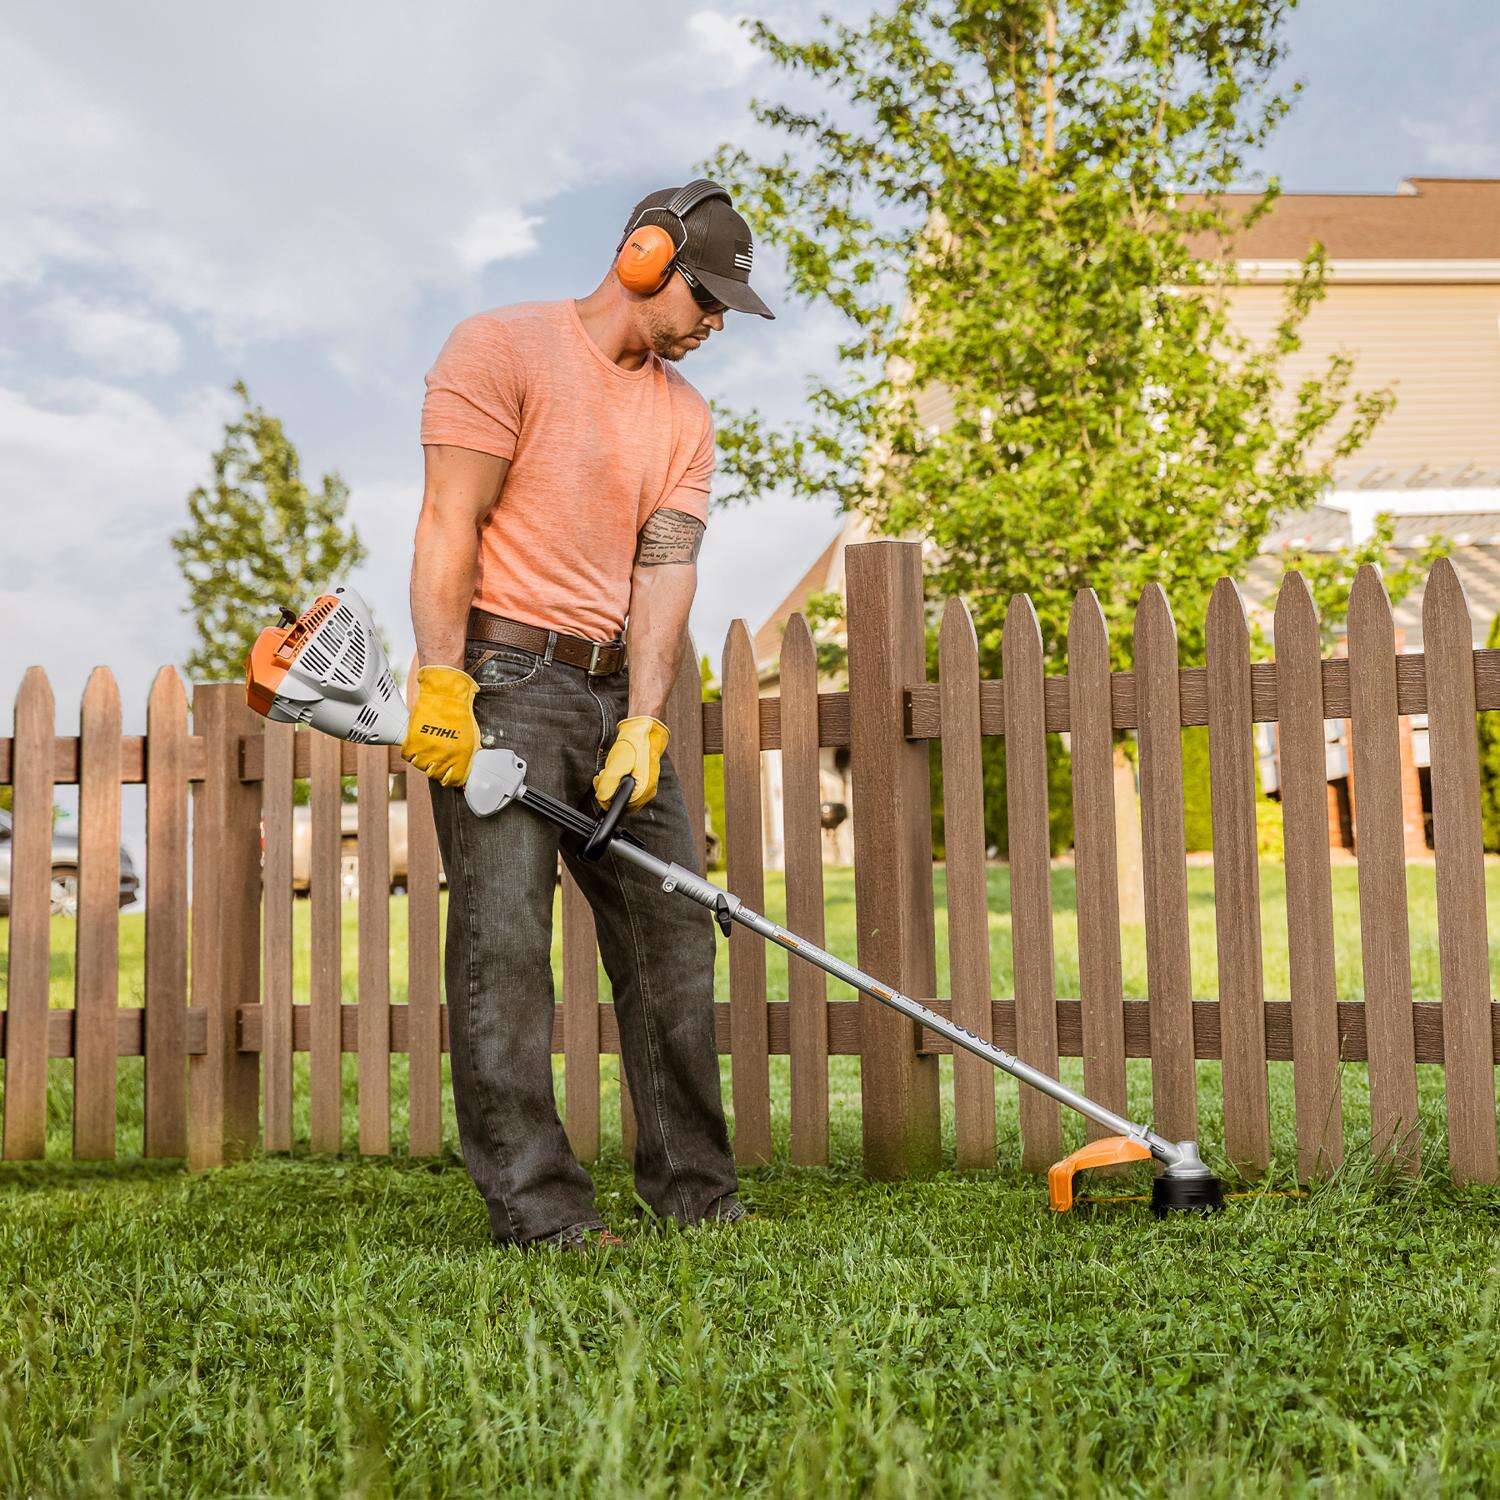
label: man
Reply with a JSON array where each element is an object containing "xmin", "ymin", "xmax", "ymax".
[{"xmin": 403, "ymin": 181, "xmax": 774, "ymax": 1252}]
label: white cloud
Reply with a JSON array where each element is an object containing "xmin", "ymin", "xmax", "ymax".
[
  {"xmin": 1400, "ymin": 103, "xmax": 1500, "ymax": 173},
  {"xmin": 37, "ymin": 295, "xmax": 184, "ymax": 377},
  {"xmin": 0, "ymin": 378, "xmax": 242, "ymax": 742},
  {"xmin": 0, "ymin": 377, "xmax": 237, "ymax": 593},
  {"xmin": 450, "ymin": 208, "xmax": 544, "ymax": 273},
  {"xmin": 685, "ymin": 11, "xmax": 762, "ymax": 84}
]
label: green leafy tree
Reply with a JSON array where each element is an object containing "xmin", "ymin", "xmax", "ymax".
[
  {"xmin": 708, "ymin": 0, "xmax": 1393, "ymax": 674},
  {"xmin": 708, "ymin": 2, "xmax": 1410, "ymax": 865},
  {"xmin": 172, "ymin": 380, "xmax": 368, "ymax": 684}
]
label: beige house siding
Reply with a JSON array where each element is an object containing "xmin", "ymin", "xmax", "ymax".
[{"xmin": 1221, "ymin": 282, "xmax": 1500, "ymax": 478}]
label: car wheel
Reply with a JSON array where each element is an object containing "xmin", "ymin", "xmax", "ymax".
[{"xmin": 50, "ymin": 866, "xmax": 79, "ymax": 919}]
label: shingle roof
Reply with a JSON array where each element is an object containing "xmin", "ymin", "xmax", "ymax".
[
  {"xmin": 1245, "ymin": 507, "xmax": 1500, "ymax": 647},
  {"xmin": 1181, "ymin": 178, "xmax": 1500, "ymax": 262},
  {"xmin": 749, "ymin": 526, "xmax": 844, "ymax": 669}
]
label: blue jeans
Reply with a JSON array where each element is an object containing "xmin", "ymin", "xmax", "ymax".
[{"xmin": 428, "ymin": 639, "xmax": 739, "ymax": 1246}]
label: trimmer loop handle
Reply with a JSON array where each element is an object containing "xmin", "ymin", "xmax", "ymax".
[{"xmin": 582, "ymin": 774, "xmax": 635, "ymax": 861}]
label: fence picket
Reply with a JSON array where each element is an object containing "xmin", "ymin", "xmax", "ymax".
[
  {"xmin": 1421, "ymin": 559, "xmax": 1499, "ymax": 1183},
  {"xmin": 261, "ymin": 720, "xmax": 295, "ymax": 1152},
  {"xmin": 356, "ymin": 743, "xmax": 391, "ymax": 1155},
  {"xmin": 1003, "ymin": 595, "xmax": 1061, "ymax": 1169},
  {"xmin": 309, "ymin": 727, "xmax": 343, "ymax": 1153},
  {"xmin": 144, "ymin": 667, "xmax": 189, "ymax": 1159},
  {"xmin": 74, "ymin": 667, "xmax": 122, "ymax": 1159},
  {"xmin": 187, "ymin": 684, "xmax": 261, "ymax": 1169},
  {"xmin": 1133, "ymin": 586, "xmax": 1197, "ymax": 1144},
  {"xmin": 404, "ymin": 762, "xmax": 444, "ymax": 1158},
  {"xmin": 1067, "ymin": 592, "xmax": 1128, "ymax": 1143},
  {"xmin": 780, "ymin": 613, "xmax": 830, "ymax": 1166},
  {"xmin": 1273, "ymin": 574, "xmax": 1343, "ymax": 1180},
  {"xmin": 1347, "ymin": 565, "xmax": 1420, "ymax": 1172},
  {"xmin": 845, "ymin": 541, "xmax": 942, "ymax": 1178},
  {"xmin": 1206, "ymin": 579, "xmax": 1270, "ymax": 1174},
  {"xmin": 3, "ymin": 668, "xmax": 55, "ymax": 1160},
  {"xmin": 722, "ymin": 619, "xmax": 772, "ymax": 1164},
  {"xmin": 562, "ymin": 869, "xmax": 601, "ymax": 1161},
  {"xmin": 939, "ymin": 597, "xmax": 995, "ymax": 1168},
  {"xmin": 664, "ymin": 629, "xmax": 709, "ymax": 875}
]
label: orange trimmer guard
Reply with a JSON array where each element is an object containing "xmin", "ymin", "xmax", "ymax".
[{"xmin": 1048, "ymin": 1136, "xmax": 1153, "ymax": 1212}]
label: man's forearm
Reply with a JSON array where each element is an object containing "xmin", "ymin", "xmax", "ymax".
[
  {"xmin": 625, "ymin": 562, "xmax": 696, "ymax": 720},
  {"xmin": 411, "ymin": 503, "xmax": 481, "ymax": 669}
]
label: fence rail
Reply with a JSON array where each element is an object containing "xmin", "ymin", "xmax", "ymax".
[{"xmin": 3, "ymin": 544, "xmax": 1498, "ymax": 1185}]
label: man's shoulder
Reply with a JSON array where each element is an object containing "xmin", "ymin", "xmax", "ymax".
[
  {"xmin": 447, "ymin": 299, "xmax": 565, "ymax": 349},
  {"xmin": 659, "ymin": 361, "xmax": 712, "ymax": 429}
]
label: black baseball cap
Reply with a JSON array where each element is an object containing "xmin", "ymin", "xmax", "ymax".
[{"xmin": 620, "ymin": 183, "xmax": 775, "ymax": 320}]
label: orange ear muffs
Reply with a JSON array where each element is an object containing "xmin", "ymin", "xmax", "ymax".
[{"xmin": 616, "ymin": 223, "xmax": 678, "ymax": 294}]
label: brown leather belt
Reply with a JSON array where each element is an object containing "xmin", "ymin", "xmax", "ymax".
[{"xmin": 466, "ymin": 607, "xmax": 627, "ymax": 675}]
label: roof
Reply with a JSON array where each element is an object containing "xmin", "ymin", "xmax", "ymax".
[
  {"xmin": 1245, "ymin": 505, "xmax": 1500, "ymax": 647},
  {"xmin": 750, "ymin": 526, "xmax": 844, "ymax": 668},
  {"xmin": 1182, "ymin": 177, "xmax": 1500, "ymax": 262}
]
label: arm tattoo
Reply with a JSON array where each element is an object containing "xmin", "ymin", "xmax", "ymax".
[{"xmin": 635, "ymin": 507, "xmax": 705, "ymax": 566}]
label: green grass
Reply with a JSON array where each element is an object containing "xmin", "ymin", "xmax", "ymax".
[{"xmin": 1, "ymin": 865, "xmax": 1498, "ymax": 1495}]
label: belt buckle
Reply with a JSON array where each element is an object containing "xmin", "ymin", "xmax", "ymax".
[{"xmin": 588, "ymin": 641, "xmax": 603, "ymax": 674}]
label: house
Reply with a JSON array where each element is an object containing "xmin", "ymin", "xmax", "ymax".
[{"xmin": 748, "ymin": 178, "xmax": 1500, "ymax": 866}]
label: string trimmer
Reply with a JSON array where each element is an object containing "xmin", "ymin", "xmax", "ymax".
[{"xmin": 247, "ymin": 586, "xmax": 1225, "ymax": 1216}]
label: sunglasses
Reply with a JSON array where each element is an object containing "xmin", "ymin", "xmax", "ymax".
[{"xmin": 678, "ymin": 265, "xmax": 729, "ymax": 316}]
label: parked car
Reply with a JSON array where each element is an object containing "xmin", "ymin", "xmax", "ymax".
[
  {"xmin": 0, "ymin": 808, "xmax": 141, "ymax": 918},
  {"xmin": 276, "ymin": 800, "xmax": 447, "ymax": 901}
]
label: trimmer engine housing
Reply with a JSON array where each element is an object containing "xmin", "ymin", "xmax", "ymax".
[{"xmin": 246, "ymin": 587, "xmax": 408, "ymax": 746}]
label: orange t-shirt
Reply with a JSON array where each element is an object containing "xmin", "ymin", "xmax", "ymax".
[{"xmin": 420, "ymin": 298, "xmax": 714, "ymax": 642}]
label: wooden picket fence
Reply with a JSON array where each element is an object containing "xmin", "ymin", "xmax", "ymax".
[{"xmin": 2, "ymin": 541, "xmax": 1498, "ymax": 1184}]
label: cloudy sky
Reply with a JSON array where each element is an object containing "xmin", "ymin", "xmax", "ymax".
[{"xmin": 2, "ymin": 0, "xmax": 1497, "ymax": 855}]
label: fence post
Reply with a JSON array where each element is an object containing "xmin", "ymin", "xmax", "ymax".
[
  {"xmin": 845, "ymin": 539, "xmax": 941, "ymax": 1179},
  {"xmin": 188, "ymin": 682, "xmax": 262, "ymax": 1170}
]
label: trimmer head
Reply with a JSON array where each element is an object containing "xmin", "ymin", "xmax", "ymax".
[
  {"xmin": 1050, "ymin": 1136, "xmax": 1225, "ymax": 1216},
  {"xmin": 1150, "ymin": 1142, "xmax": 1226, "ymax": 1217}
]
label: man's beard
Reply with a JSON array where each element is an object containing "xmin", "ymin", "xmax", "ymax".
[{"xmin": 648, "ymin": 326, "xmax": 685, "ymax": 362}]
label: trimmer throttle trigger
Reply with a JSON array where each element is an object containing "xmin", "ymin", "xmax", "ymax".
[{"xmin": 713, "ymin": 892, "xmax": 733, "ymax": 938}]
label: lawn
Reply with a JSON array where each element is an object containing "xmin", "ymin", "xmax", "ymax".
[{"xmin": 1, "ymin": 865, "xmax": 1498, "ymax": 1495}]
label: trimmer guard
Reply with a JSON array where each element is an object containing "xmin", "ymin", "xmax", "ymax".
[{"xmin": 1047, "ymin": 1135, "xmax": 1153, "ymax": 1212}]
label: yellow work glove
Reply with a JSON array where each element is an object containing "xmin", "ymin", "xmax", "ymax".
[
  {"xmin": 594, "ymin": 716, "xmax": 670, "ymax": 811},
  {"xmin": 401, "ymin": 665, "xmax": 481, "ymax": 787}
]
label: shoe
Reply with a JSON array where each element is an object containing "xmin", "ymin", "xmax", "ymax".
[
  {"xmin": 533, "ymin": 1223, "xmax": 624, "ymax": 1253},
  {"xmin": 704, "ymin": 1194, "xmax": 752, "ymax": 1225}
]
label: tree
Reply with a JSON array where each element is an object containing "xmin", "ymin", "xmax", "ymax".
[
  {"xmin": 710, "ymin": 2, "xmax": 1412, "ymax": 887},
  {"xmin": 172, "ymin": 380, "xmax": 368, "ymax": 684},
  {"xmin": 707, "ymin": 0, "xmax": 1393, "ymax": 671}
]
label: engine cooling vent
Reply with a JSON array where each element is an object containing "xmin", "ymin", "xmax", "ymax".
[
  {"xmin": 350, "ymin": 703, "xmax": 383, "ymax": 743},
  {"xmin": 302, "ymin": 602, "xmax": 367, "ymax": 690}
]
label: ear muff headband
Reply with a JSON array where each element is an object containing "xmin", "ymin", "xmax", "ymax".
[{"xmin": 615, "ymin": 179, "xmax": 731, "ymax": 295}]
